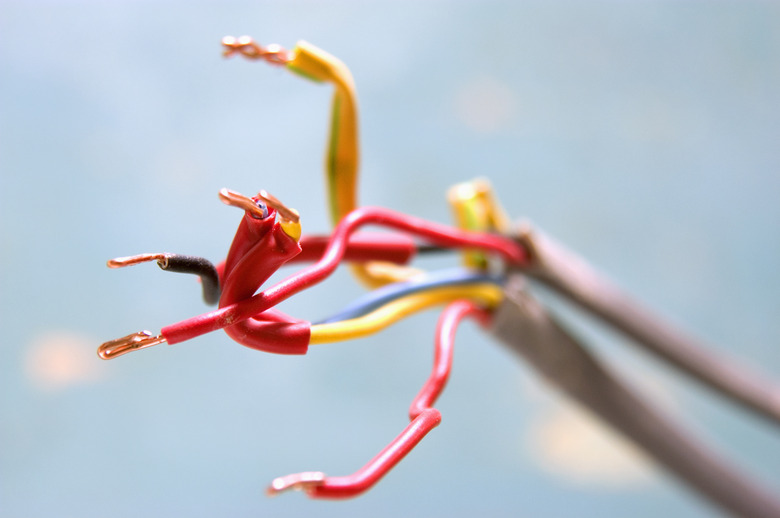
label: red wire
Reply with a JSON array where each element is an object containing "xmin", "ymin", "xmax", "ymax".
[
  {"xmin": 305, "ymin": 299, "xmax": 491, "ymax": 498},
  {"xmin": 216, "ymin": 209, "xmax": 310, "ymax": 354},
  {"xmin": 292, "ymin": 233, "xmax": 417, "ymax": 264},
  {"xmin": 409, "ymin": 300, "xmax": 492, "ymax": 420},
  {"xmin": 162, "ymin": 206, "xmax": 527, "ymax": 345},
  {"xmin": 308, "ymin": 408, "xmax": 442, "ymax": 499}
]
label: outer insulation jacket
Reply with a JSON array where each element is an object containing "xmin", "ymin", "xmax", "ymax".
[{"xmin": 161, "ymin": 207, "xmax": 527, "ymax": 345}]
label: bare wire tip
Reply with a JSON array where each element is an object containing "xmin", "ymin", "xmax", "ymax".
[
  {"xmin": 266, "ymin": 472, "xmax": 326, "ymax": 497},
  {"xmin": 97, "ymin": 331, "xmax": 166, "ymax": 360},
  {"xmin": 107, "ymin": 253, "xmax": 168, "ymax": 269},
  {"xmin": 257, "ymin": 190, "xmax": 300, "ymax": 224},
  {"xmin": 221, "ymin": 35, "xmax": 292, "ymax": 65},
  {"xmin": 219, "ymin": 188, "xmax": 268, "ymax": 219}
]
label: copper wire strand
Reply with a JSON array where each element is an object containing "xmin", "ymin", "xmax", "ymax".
[
  {"xmin": 257, "ymin": 189, "xmax": 300, "ymax": 223},
  {"xmin": 221, "ymin": 36, "xmax": 292, "ymax": 65},
  {"xmin": 107, "ymin": 253, "xmax": 169, "ymax": 269},
  {"xmin": 97, "ymin": 331, "xmax": 166, "ymax": 360},
  {"xmin": 218, "ymin": 188, "xmax": 268, "ymax": 218}
]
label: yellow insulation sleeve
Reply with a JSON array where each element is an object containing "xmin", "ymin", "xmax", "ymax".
[
  {"xmin": 309, "ymin": 284, "xmax": 504, "ymax": 345},
  {"xmin": 286, "ymin": 42, "xmax": 417, "ymax": 289}
]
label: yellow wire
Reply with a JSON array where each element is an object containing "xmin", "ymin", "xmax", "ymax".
[
  {"xmin": 286, "ymin": 41, "xmax": 418, "ymax": 289},
  {"xmin": 309, "ymin": 284, "xmax": 503, "ymax": 345},
  {"xmin": 286, "ymin": 41, "xmax": 358, "ymax": 225},
  {"xmin": 447, "ymin": 178, "xmax": 511, "ymax": 270}
]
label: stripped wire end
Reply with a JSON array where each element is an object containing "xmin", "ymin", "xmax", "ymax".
[
  {"xmin": 219, "ymin": 187, "xmax": 301, "ymax": 240},
  {"xmin": 97, "ymin": 331, "xmax": 166, "ymax": 360},
  {"xmin": 107, "ymin": 253, "xmax": 169, "ymax": 269},
  {"xmin": 257, "ymin": 189, "xmax": 299, "ymax": 224},
  {"xmin": 219, "ymin": 188, "xmax": 269, "ymax": 219},
  {"xmin": 221, "ymin": 36, "xmax": 292, "ymax": 65},
  {"xmin": 257, "ymin": 189, "xmax": 301, "ymax": 241},
  {"xmin": 266, "ymin": 472, "xmax": 326, "ymax": 497}
]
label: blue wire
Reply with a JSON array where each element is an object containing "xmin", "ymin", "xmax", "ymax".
[{"xmin": 317, "ymin": 268, "xmax": 504, "ymax": 324}]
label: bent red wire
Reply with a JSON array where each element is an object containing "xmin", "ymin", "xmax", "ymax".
[
  {"xmin": 304, "ymin": 408, "xmax": 442, "ymax": 499},
  {"xmin": 270, "ymin": 299, "xmax": 494, "ymax": 499},
  {"xmin": 162, "ymin": 206, "xmax": 527, "ymax": 345},
  {"xmin": 409, "ymin": 300, "xmax": 493, "ymax": 420}
]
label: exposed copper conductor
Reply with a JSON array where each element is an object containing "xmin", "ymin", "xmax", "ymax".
[
  {"xmin": 221, "ymin": 35, "xmax": 292, "ymax": 65},
  {"xmin": 98, "ymin": 331, "xmax": 166, "ymax": 360},
  {"xmin": 218, "ymin": 188, "xmax": 268, "ymax": 219},
  {"xmin": 107, "ymin": 253, "xmax": 169, "ymax": 269},
  {"xmin": 257, "ymin": 189, "xmax": 300, "ymax": 223}
]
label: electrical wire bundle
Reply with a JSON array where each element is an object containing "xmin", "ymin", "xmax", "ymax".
[
  {"xmin": 99, "ymin": 36, "xmax": 780, "ymax": 516},
  {"xmin": 99, "ymin": 36, "xmax": 529, "ymax": 499}
]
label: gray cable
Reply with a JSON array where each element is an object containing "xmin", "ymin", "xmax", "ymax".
[
  {"xmin": 491, "ymin": 276, "xmax": 780, "ymax": 518},
  {"xmin": 514, "ymin": 223, "xmax": 780, "ymax": 425}
]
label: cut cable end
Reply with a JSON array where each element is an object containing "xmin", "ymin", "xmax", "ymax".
[
  {"xmin": 266, "ymin": 472, "xmax": 326, "ymax": 497},
  {"xmin": 98, "ymin": 331, "xmax": 166, "ymax": 360}
]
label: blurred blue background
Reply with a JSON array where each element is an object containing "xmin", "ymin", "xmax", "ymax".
[{"xmin": 1, "ymin": 1, "xmax": 779, "ymax": 517}]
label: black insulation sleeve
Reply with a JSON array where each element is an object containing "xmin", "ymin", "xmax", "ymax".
[
  {"xmin": 159, "ymin": 255, "xmax": 221, "ymax": 305},
  {"xmin": 414, "ymin": 244, "xmax": 450, "ymax": 254}
]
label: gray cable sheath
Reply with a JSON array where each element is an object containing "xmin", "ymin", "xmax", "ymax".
[
  {"xmin": 515, "ymin": 224, "xmax": 780, "ymax": 425},
  {"xmin": 491, "ymin": 276, "xmax": 780, "ymax": 518}
]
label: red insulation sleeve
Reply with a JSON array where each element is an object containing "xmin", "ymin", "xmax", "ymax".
[
  {"xmin": 217, "ymin": 208, "xmax": 310, "ymax": 354},
  {"xmin": 162, "ymin": 206, "xmax": 527, "ymax": 345}
]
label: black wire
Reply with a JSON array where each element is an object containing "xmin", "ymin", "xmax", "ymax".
[
  {"xmin": 158, "ymin": 255, "xmax": 221, "ymax": 305},
  {"xmin": 155, "ymin": 245, "xmax": 447, "ymax": 306},
  {"xmin": 414, "ymin": 244, "xmax": 451, "ymax": 254}
]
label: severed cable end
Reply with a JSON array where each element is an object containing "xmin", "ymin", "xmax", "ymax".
[
  {"xmin": 266, "ymin": 471, "xmax": 326, "ymax": 497},
  {"xmin": 98, "ymin": 331, "xmax": 166, "ymax": 360},
  {"xmin": 221, "ymin": 35, "xmax": 292, "ymax": 65},
  {"xmin": 107, "ymin": 253, "xmax": 169, "ymax": 269}
]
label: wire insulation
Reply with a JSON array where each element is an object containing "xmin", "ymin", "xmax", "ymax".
[
  {"xmin": 160, "ymin": 255, "xmax": 221, "ymax": 305},
  {"xmin": 309, "ymin": 284, "xmax": 502, "ymax": 344},
  {"xmin": 409, "ymin": 300, "xmax": 492, "ymax": 420},
  {"xmin": 161, "ymin": 206, "xmax": 527, "ymax": 345},
  {"xmin": 285, "ymin": 41, "xmax": 418, "ymax": 288},
  {"xmin": 272, "ymin": 299, "xmax": 491, "ymax": 498},
  {"xmin": 317, "ymin": 268, "xmax": 503, "ymax": 324}
]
